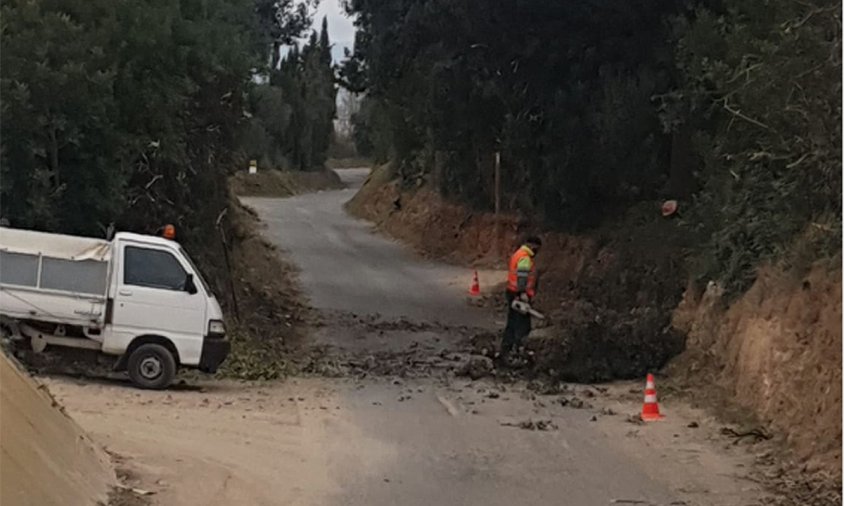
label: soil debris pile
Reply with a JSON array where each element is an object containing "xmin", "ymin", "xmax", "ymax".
[
  {"xmin": 530, "ymin": 299, "xmax": 685, "ymax": 383},
  {"xmin": 295, "ymin": 321, "xmax": 482, "ymax": 380},
  {"xmin": 215, "ymin": 197, "xmax": 313, "ymax": 380},
  {"xmin": 527, "ymin": 204, "xmax": 690, "ymax": 382},
  {"xmin": 349, "ymin": 169, "xmax": 689, "ymax": 383},
  {"xmin": 230, "ymin": 169, "xmax": 343, "ymax": 197},
  {"xmin": 456, "ymin": 356, "xmax": 494, "ymax": 380}
]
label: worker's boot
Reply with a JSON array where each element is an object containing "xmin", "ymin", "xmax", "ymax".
[{"xmin": 494, "ymin": 347, "xmax": 511, "ymax": 368}]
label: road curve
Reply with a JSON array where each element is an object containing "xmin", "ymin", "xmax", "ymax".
[{"xmin": 241, "ymin": 168, "xmax": 491, "ymax": 327}]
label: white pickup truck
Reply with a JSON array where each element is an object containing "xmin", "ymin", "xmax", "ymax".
[{"xmin": 0, "ymin": 226, "xmax": 230, "ymax": 389}]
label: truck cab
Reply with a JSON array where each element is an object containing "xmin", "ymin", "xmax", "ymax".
[
  {"xmin": 105, "ymin": 232, "xmax": 229, "ymax": 388},
  {"xmin": 0, "ymin": 227, "xmax": 229, "ymax": 389}
]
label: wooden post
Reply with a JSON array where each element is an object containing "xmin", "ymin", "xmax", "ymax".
[
  {"xmin": 494, "ymin": 151, "xmax": 501, "ymax": 215},
  {"xmin": 494, "ymin": 151, "xmax": 502, "ymax": 258}
]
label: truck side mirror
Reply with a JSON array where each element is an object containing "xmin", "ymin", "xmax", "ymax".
[{"xmin": 184, "ymin": 274, "xmax": 198, "ymax": 295}]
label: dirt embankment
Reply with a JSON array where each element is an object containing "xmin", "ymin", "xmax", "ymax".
[
  {"xmin": 215, "ymin": 199, "xmax": 313, "ymax": 380},
  {"xmin": 348, "ymin": 165, "xmax": 842, "ymax": 483},
  {"xmin": 670, "ymin": 262, "xmax": 842, "ymax": 479},
  {"xmin": 0, "ymin": 352, "xmax": 116, "ymax": 506},
  {"xmin": 347, "ymin": 164, "xmax": 525, "ymax": 264}
]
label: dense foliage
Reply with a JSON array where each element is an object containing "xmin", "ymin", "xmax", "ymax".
[
  {"xmin": 668, "ymin": 0, "xmax": 842, "ymax": 293},
  {"xmin": 3, "ymin": 0, "xmax": 253, "ymax": 236},
  {"xmin": 343, "ymin": 0, "xmax": 841, "ymax": 293},
  {"xmin": 342, "ymin": 0, "xmax": 682, "ymax": 229},
  {"xmin": 0, "ymin": 0, "xmax": 336, "ymax": 238}
]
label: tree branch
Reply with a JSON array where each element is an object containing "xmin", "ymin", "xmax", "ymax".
[{"xmin": 720, "ymin": 100, "xmax": 771, "ymax": 131}]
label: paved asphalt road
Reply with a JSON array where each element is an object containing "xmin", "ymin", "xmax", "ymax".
[{"xmin": 241, "ymin": 168, "xmax": 492, "ymax": 327}]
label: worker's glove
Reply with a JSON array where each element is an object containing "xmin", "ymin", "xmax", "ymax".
[{"xmin": 519, "ymin": 293, "xmax": 529, "ymax": 303}]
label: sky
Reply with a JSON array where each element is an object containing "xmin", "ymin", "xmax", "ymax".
[{"xmin": 312, "ymin": 0, "xmax": 356, "ymax": 63}]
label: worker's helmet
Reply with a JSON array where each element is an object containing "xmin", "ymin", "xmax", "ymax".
[{"xmin": 525, "ymin": 235, "xmax": 542, "ymax": 250}]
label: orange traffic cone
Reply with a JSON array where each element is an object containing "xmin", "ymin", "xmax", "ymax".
[
  {"xmin": 641, "ymin": 373, "xmax": 665, "ymax": 421},
  {"xmin": 468, "ymin": 270, "xmax": 481, "ymax": 296}
]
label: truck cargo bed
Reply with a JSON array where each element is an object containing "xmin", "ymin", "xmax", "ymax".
[{"xmin": 0, "ymin": 227, "xmax": 110, "ymax": 327}]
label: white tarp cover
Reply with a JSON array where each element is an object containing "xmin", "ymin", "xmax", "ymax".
[{"xmin": 0, "ymin": 227, "xmax": 111, "ymax": 262}]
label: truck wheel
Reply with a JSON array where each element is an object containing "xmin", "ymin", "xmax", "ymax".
[{"xmin": 127, "ymin": 344, "xmax": 176, "ymax": 390}]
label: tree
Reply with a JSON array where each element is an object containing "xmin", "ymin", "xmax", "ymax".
[
  {"xmin": 342, "ymin": 0, "xmax": 679, "ymax": 227},
  {"xmin": 666, "ymin": 0, "xmax": 842, "ymax": 293},
  {"xmin": 1, "ymin": 0, "xmax": 122, "ymax": 233},
  {"xmin": 255, "ymin": 0, "xmax": 317, "ymax": 70},
  {"xmin": 0, "ymin": 0, "xmax": 307, "ymax": 238},
  {"xmin": 247, "ymin": 16, "xmax": 337, "ymax": 171}
]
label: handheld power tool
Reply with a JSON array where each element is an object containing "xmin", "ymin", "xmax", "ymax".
[{"xmin": 511, "ymin": 299, "xmax": 546, "ymax": 320}]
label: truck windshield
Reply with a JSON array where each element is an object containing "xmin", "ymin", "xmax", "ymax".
[{"xmin": 178, "ymin": 246, "xmax": 212, "ymax": 295}]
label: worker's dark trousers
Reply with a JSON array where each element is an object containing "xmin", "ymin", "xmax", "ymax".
[{"xmin": 501, "ymin": 291, "xmax": 531, "ymax": 357}]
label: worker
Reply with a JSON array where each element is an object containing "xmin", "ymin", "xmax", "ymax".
[{"xmin": 498, "ymin": 235, "xmax": 542, "ymax": 364}]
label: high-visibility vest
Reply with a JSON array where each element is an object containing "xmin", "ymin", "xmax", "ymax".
[{"xmin": 506, "ymin": 245, "xmax": 536, "ymax": 297}]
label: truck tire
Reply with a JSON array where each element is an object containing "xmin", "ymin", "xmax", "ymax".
[{"xmin": 127, "ymin": 343, "xmax": 176, "ymax": 390}]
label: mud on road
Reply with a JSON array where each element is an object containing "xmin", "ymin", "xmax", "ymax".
[{"xmin": 45, "ymin": 369, "xmax": 771, "ymax": 506}]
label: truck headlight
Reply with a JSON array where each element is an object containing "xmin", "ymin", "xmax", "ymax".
[{"xmin": 207, "ymin": 320, "xmax": 226, "ymax": 338}]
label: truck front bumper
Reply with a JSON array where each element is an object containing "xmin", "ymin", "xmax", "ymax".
[{"xmin": 199, "ymin": 336, "xmax": 230, "ymax": 373}]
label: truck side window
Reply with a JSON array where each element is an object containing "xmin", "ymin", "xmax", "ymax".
[{"xmin": 124, "ymin": 246, "xmax": 187, "ymax": 291}]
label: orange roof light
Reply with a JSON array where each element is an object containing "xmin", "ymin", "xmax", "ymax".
[{"xmin": 162, "ymin": 224, "xmax": 176, "ymax": 240}]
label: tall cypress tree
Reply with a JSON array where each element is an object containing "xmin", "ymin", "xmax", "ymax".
[{"xmin": 319, "ymin": 16, "xmax": 332, "ymax": 66}]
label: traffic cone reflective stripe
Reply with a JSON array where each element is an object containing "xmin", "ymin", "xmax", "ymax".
[
  {"xmin": 641, "ymin": 373, "xmax": 665, "ymax": 421},
  {"xmin": 468, "ymin": 270, "xmax": 481, "ymax": 296}
]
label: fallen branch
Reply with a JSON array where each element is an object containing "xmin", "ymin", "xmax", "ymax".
[
  {"xmin": 720, "ymin": 426, "xmax": 773, "ymax": 442},
  {"xmin": 500, "ymin": 419, "xmax": 558, "ymax": 431}
]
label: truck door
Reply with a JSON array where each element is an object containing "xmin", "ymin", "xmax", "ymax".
[{"xmin": 105, "ymin": 243, "xmax": 206, "ymax": 365}]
